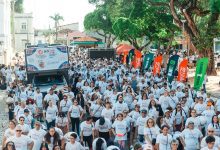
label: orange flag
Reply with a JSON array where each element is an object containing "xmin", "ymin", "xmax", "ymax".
[
  {"xmin": 153, "ymin": 55, "xmax": 163, "ymax": 76},
  {"xmin": 132, "ymin": 50, "xmax": 142, "ymax": 68},
  {"xmin": 177, "ymin": 59, "xmax": 188, "ymax": 82}
]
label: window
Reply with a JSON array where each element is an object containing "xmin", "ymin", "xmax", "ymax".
[{"xmin": 21, "ymin": 23, "xmax": 27, "ymax": 30}]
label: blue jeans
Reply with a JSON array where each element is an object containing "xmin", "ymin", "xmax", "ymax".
[{"xmin": 46, "ymin": 120, "xmax": 55, "ymax": 130}]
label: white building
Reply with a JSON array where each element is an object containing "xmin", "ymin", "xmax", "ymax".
[
  {"xmin": 0, "ymin": 0, "xmax": 12, "ymax": 65},
  {"xmin": 14, "ymin": 13, "xmax": 34, "ymax": 53}
]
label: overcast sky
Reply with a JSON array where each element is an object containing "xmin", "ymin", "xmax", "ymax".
[{"xmin": 23, "ymin": 0, "xmax": 95, "ymax": 31}]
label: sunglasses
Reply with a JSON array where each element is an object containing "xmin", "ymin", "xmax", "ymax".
[
  {"xmin": 208, "ymin": 131, "xmax": 214, "ymax": 133},
  {"xmin": 20, "ymin": 120, "xmax": 24, "ymax": 121},
  {"xmin": 16, "ymin": 130, "xmax": 22, "ymax": 132}
]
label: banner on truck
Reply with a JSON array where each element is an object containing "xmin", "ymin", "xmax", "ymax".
[{"xmin": 26, "ymin": 46, "xmax": 69, "ymax": 72}]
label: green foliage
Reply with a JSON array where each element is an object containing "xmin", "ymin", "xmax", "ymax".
[
  {"xmin": 14, "ymin": 0, "xmax": 23, "ymax": 13},
  {"xmin": 84, "ymin": 7, "xmax": 113, "ymax": 34},
  {"xmin": 210, "ymin": 0, "xmax": 220, "ymax": 13}
]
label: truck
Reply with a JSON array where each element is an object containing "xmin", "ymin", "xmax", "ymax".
[{"xmin": 25, "ymin": 45, "xmax": 69, "ymax": 94}]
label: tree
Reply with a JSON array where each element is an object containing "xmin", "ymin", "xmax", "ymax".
[
  {"xmin": 112, "ymin": 0, "xmax": 178, "ymax": 51},
  {"xmin": 14, "ymin": 0, "xmax": 23, "ymax": 13},
  {"xmin": 49, "ymin": 13, "xmax": 64, "ymax": 42},
  {"xmin": 84, "ymin": 7, "xmax": 116, "ymax": 48},
  {"xmin": 148, "ymin": 0, "xmax": 220, "ymax": 75}
]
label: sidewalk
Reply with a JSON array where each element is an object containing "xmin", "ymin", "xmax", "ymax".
[{"xmin": 188, "ymin": 69, "xmax": 220, "ymax": 98}]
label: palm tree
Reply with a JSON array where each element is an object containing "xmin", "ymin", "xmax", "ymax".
[{"xmin": 49, "ymin": 13, "xmax": 64, "ymax": 42}]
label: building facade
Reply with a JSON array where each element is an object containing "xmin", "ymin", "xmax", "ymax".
[
  {"xmin": 0, "ymin": 0, "xmax": 12, "ymax": 64},
  {"xmin": 14, "ymin": 13, "xmax": 34, "ymax": 53}
]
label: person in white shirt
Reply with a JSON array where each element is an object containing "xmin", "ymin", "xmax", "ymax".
[
  {"xmin": 185, "ymin": 109, "xmax": 201, "ymax": 129},
  {"xmin": 44, "ymin": 89, "xmax": 59, "ymax": 106},
  {"xmin": 144, "ymin": 118, "xmax": 160, "ymax": 146},
  {"xmin": 34, "ymin": 87, "xmax": 43, "ymax": 122},
  {"xmin": 194, "ymin": 97, "xmax": 206, "ymax": 115},
  {"xmin": 2, "ymin": 120, "xmax": 16, "ymax": 148},
  {"xmin": 80, "ymin": 116, "xmax": 95, "ymax": 149},
  {"xmin": 180, "ymin": 121, "xmax": 203, "ymax": 150},
  {"xmin": 112, "ymin": 113, "xmax": 128, "ymax": 150},
  {"xmin": 92, "ymin": 137, "xmax": 107, "ymax": 150},
  {"xmin": 136, "ymin": 109, "xmax": 149, "ymax": 143},
  {"xmin": 44, "ymin": 100, "xmax": 58, "ymax": 130},
  {"xmin": 156, "ymin": 125, "xmax": 172, "ymax": 150},
  {"xmin": 201, "ymin": 126, "xmax": 220, "ymax": 149},
  {"xmin": 113, "ymin": 94, "xmax": 129, "ymax": 116},
  {"xmin": 65, "ymin": 132, "xmax": 84, "ymax": 150},
  {"xmin": 208, "ymin": 115, "xmax": 220, "ymax": 137},
  {"xmin": 169, "ymin": 90, "xmax": 179, "ymax": 110},
  {"xmin": 18, "ymin": 116, "xmax": 30, "ymax": 135},
  {"xmin": 201, "ymin": 135, "xmax": 218, "ymax": 150},
  {"xmin": 6, "ymin": 125, "xmax": 34, "ymax": 150},
  {"xmin": 59, "ymin": 95, "xmax": 72, "ymax": 114},
  {"xmin": 159, "ymin": 91, "xmax": 171, "ymax": 113},
  {"xmin": 68, "ymin": 99, "xmax": 84, "ymax": 135},
  {"xmin": 95, "ymin": 117, "xmax": 111, "ymax": 142},
  {"xmin": 28, "ymin": 121, "xmax": 47, "ymax": 150},
  {"xmin": 101, "ymin": 101, "xmax": 114, "ymax": 121}
]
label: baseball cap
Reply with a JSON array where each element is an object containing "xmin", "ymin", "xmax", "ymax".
[
  {"xmin": 24, "ymin": 109, "xmax": 29, "ymax": 113},
  {"xmin": 141, "ymin": 109, "xmax": 147, "ymax": 113}
]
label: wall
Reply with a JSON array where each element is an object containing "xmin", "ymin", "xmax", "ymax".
[{"xmin": 14, "ymin": 13, "xmax": 34, "ymax": 52}]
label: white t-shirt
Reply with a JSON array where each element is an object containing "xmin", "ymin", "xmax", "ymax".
[
  {"xmin": 20, "ymin": 123, "xmax": 30, "ymax": 133},
  {"xmin": 4, "ymin": 128, "xmax": 15, "ymax": 138},
  {"xmin": 159, "ymin": 96, "xmax": 171, "ymax": 112},
  {"xmin": 60, "ymin": 100, "xmax": 72, "ymax": 112},
  {"xmin": 6, "ymin": 135, "xmax": 33, "ymax": 150},
  {"xmin": 113, "ymin": 102, "xmax": 129, "ymax": 116},
  {"xmin": 128, "ymin": 111, "xmax": 141, "ymax": 127},
  {"xmin": 68, "ymin": 105, "xmax": 83, "ymax": 118},
  {"xmin": 144, "ymin": 127, "xmax": 160, "ymax": 142},
  {"xmin": 156, "ymin": 133, "xmax": 172, "ymax": 150},
  {"xmin": 181, "ymin": 128, "xmax": 203, "ymax": 150},
  {"xmin": 185, "ymin": 117, "xmax": 201, "ymax": 129},
  {"xmin": 95, "ymin": 118, "xmax": 112, "ymax": 133},
  {"xmin": 65, "ymin": 141, "xmax": 84, "ymax": 150},
  {"xmin": 201, "ymin": 135, "xmax": 220, "ymax": 149},
  {"xmin": 90, "ymin": 104, "xmax": 104, "ymax": 118},
  {"xmin": 101, "ymin": 108, "xmax": 114, "ymax": 121},
  {"xmin": 194, "ymin": 103, "xmax": 206, "ymax": 114},
  {"xmin": 112, "ymin": 120, "xmax": 127, "ymax": 141},
  {"xmin": 44, "ymin": 94, "xmax": 59, "ymax": 105},
  {"xmin": 136, "ymin": 116, "xmax": 149, "ymax": 135},
  {"xmin": 45, "ymin": 105, "xmax": 58, "ymax": 122},
  {"xmin": 28, "ymin": 128, "xmax": 47, "ymax": 150},
  {"xmin": 80, "ymin": 121, "xmax": 94, "ymax": 136},
  {"xmin": 201, "ymin": 147, "xmax": 218, "ymax": 150},
  {"xmin": 34, "ymin": 92, "xmax": 43, "ymax": 108}
]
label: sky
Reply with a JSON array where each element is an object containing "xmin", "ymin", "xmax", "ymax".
[{"xmin": 23, "ymin": 0, "xmax": 96, "ymax": 31}]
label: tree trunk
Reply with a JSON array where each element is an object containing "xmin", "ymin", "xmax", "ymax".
[{"xmin": 201, "ymin": 48, "xmax": 217, "ymax": 75}]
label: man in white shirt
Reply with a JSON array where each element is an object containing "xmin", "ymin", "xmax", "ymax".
[
  {"xmin": 44, "ymin": 89, "xmax": 59, "ymax": 106},
  {"xmin": 201, "ymin": 126, "xmax": 220, "ymax": 149},
  {"xmin": 28, "ymin": 121, "xmax": 46, "ymax": 150},
  {"xmin": 201, "ymin": 136, "xmax": 218, "ymax": 150},
  {"xmin": 6, "ymin": 125, "xmax": 34, "ymax": 150},
  {"xmin": 59, "ymin": 95, "xmax": 72, "ymax": 114},
  {"xmin": 65, "ymin": 132, "xmax": 84, "ymax": 150}
]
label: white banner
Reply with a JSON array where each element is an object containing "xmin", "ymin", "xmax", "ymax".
[{"xmin": 26, "ymin": 46, "xmax": 69, "ymax": 72}]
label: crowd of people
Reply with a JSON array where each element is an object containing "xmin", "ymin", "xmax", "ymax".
[{"xmin": 0, "ymin": 49, "xmax": 220, "ymax": 150}]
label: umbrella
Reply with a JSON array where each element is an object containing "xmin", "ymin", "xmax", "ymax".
[{"xmin": 116, "ymin": 44, "xmax": 134, "ymax": 55}]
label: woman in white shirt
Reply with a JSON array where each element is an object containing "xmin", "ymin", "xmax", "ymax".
[
  {"xmin": 68, "ymin": 99, "xmax": 84, "ymax": 135},
  {"xmin": 44, "ymin": 100, "xmax": 58, "ymax": 130},
  {"xmin": 123, "ymin": 86, "xmax": 135, "ymax": 110},
  {"xmin": 208, "ymin": 115, "xmax": 220, "ymax": 136},
  {"xmin": 2, "ymin": 120, "xmax": 16, "ymax": 148},
  {"xmin": 101, "ymin": 101, "xmax": 114, "ymax": 122},
  {"xmin": 112, "ymin": 113, "xmax": 128, "ymax": 150},
  {"xmin": 156, "ymin": 125, "xmax": 172, "ymax": 150},
  {"xmin": 144, "ymin": 118, "xmax": 160, "ymax": 147},
  {"xmin": 138, "ymin": 93, "xmax": 150, "ymax": 111},
  {"xmin": 90, "ymin": 98, "xmax": 104, "ymax": 122}
]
